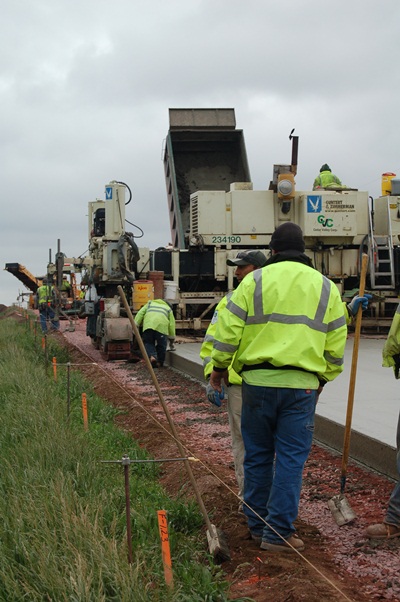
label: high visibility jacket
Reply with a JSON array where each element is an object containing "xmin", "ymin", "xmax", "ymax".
[
  {"xmin": 313, "ymin": 170, "xmax": 342, "ymax": 189},
  {"xmin": 200, "ymin": 292, "xmax": 242, "ymax": 386},
  {"xmin": 37, "ymin": 285, "xmax": 54, "ymax": 305},
  {"xmin": 135, "ymin": 299, "xmax": 175, "ymax": 337},
  {"xmin": 211, "ymin": 261, "xmax": 347, "ymax": 387},
  {"xmin": 382, "ymin": 303, "xmax": 400, "ymax": 378}
]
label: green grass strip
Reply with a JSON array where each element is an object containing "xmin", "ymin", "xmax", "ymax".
[{"xmin": 0, "ymin": 315, "xmax": 249, "ymax": 602}]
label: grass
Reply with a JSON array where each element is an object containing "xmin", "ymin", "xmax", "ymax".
[{"xmin": 0, "ymin": 311, "xmax": 248, "ymax": 601}]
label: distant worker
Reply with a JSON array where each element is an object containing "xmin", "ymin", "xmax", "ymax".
[
  {"xmin": 36, "ymin": 278, "xmax": 60, "ymax": 333},
  {"xmin": 313, "ymin": 164, "xmax": 342, "ymax": 190},
  {"xmin": 209, "ymin": 222, "xmax": 347, "ymax": 553},
  {"xmin": 200, "ymin": 250, "xmax": 268, "ymax": 511},
  {"xmin": 60, "ymin": 275, "xmax": 72, "ymax": 295},
  {"xmin": 135, "ymin": 299, "xmax": 176, "ymax": 368},
  {"xmin": 365, "ymin": 306, "xmax": 400, "ymax": 540}
]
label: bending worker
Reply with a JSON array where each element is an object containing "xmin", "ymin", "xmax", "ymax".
[
  {"xmin": 135, "ymin": 298, "xmax": 175, "ymax": 368},
  {"xmin": 366, "ymin": 305, "xmax": 400, "ymax": 540},
  {"xmin": 209, "ymin": 222, "xmax": 347, "ymax": 553},
  {"xmin": 200, "ymin": 250, "xmax": 268, "ymax": 512},
  {"xmin": 313, "ymin": 164, "xmax": 343, "ymax": 190}
]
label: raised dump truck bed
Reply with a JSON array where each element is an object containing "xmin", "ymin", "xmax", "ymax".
[{"xmin": 163, "ymin": 108, "xmax": 251, "ymax": 248}]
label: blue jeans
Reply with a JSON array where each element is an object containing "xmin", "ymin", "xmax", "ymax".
[
  {"xmin": 241, "ymin": 383, "xmax": 317, "ymax": 543},
  {"xmin": 39, "ymin": 306, "xmax": 59, "ymax": 333},
  {"xmin": 142, "ymin": 329, "xmax": 167, "ymax": 365},
  {"xmin": 385, "ymin": 412, "xmax": 400, "ymax": 527}
]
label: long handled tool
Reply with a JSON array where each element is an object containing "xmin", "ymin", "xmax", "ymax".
[
  {"xmin": 117, "ymin": 286, "xmax": 230, "ymax": 562},
  {"xmin": 328, "ymin": 253, "xmax": 369, "ymax": 526}
]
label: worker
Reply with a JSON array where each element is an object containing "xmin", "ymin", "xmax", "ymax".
[
  {"xmin": 365, "ymin": 306, "xmax": 400, "ymax": 540},
  {"xmin": 200, "ymin": 250, "xmax": 268, "ymax": 512},
  {"xmin": 313, "ymin": 164, "xmax": 342, "ymax": 190},
  {"xmin": 36, "ymin": 277, "xmax": 60, "ymax": 333},
  {"xmin": 209, "ymin": 222, "xmax": 347, "ymax": 553},
  {"xmin": 135, "ymin": 299, "xmax": 176, "ymax": 368},
  {"xmin": 60, "ymin": 275, "xmax": 72, "ymax": 295}
]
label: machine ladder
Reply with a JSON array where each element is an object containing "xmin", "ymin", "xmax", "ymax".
[{"xmin": 368, "ymin": 197, "xmax": 396, "ymax": 289}]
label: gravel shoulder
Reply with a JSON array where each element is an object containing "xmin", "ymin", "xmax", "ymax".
[{"xmin": 57, "ymin": 318, "xmax": 399, "ymax": 602}]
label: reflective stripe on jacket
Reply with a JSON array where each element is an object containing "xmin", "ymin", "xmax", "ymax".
[
  {"xmin": 211, "ymin": 261, "xmax": 347, "ymax": 385},
  {"xmin": 37, "ymin": 285, "xmax": 54, "ymax": 305},
  {"xmin": 382, "ymin": 303, "xmax": 400, "ymax": 377},
  {"xmin": 134, "ymin": 299, "xmax": 175, "ymax": 337},
  {"xmin": 200, "ymin": 292, "xmax": 242, "ymax": 386},
  {"xmin": 313, "ymin": 170, "xmax": 342, "ymax": 189}
]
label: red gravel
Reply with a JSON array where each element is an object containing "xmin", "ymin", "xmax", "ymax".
[{"xmin": 58, "ymin": 318, "xmax": 399, "ymax": 602}]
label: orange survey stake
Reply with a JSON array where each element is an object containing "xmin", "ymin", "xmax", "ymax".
[
  {"xmin": 157, "ymin": 510, "xmax": 173, "ymax": 588},
  {"xmin": 81, "ymin": 393, "xmax": 88, "ymax": 431}
]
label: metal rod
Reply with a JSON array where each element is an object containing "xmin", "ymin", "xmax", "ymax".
[
  {"xmin": 123, "ymin": 456, "xmax": 133, "ymax": 564},
  {"xmin": 67, "ymin": 363, "xmax": 71, "ymax": 419}
]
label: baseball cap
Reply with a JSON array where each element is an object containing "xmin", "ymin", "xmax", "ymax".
[{"xmin": 226, "ymin": 250, "xmax": 268, "ymax": 267}]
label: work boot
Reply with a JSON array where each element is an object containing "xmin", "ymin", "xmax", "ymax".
[
  {"xmin": 150, "ymin": 356, "xmax": 157, "ymax": 368},
  {"xmin": 365, "ymin": 522, "xmax": 400, "ymax": 539},
  {"xmin": 260, "ymin": 534, "xmax": 305, "ymax": 553}
]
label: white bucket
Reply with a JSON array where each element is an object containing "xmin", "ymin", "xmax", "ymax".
[
  {"xmin": 104, "ymin": 297, "xmax": 120, "ymax": 318},
  {"xmin": 164, "ymin": 281, "xmax": 179, "ymax": 303}
]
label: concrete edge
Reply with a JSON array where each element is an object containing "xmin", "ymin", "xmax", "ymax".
[{"xmin": 166, "ymin": 351, "xmax": 398, "ymax": 480}]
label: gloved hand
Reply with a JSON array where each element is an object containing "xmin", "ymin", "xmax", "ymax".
[
  {"xmin": 206, "ymin": 383, "xmax": 225, "ymax": 407},
  {"xmin": 168, "ymin": 337, "xmax": 176, "ymax": 351},
  {"xmin": 347, "ymin": 294, "xmax": 372, "ymax": 316}
]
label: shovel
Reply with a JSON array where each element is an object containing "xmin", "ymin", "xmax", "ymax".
[
  {"xmin": 117, "ymin": 286, "xmax": 231, "ymax": 562},
  {"xmin": 328, "ymin": 253, "xmax": 368, "ymax": 526}
]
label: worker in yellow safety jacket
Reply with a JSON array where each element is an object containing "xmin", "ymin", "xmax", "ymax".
[
  {"xmin": 365, "ymin": 305, "xmax": 400, "ymax": 540},
  {"xmin": 200, "ymin": 250, "xmax": 268, "ymax": 510},
  {"xmin": 36, "ymin": 278, "xmax": 60, "ymax": 333},
  {"xmin": 135, "ymin": 299, "xmax": 176, "ymax": 368},
  {"xmin": 209, "ymin": 222, "xmax": 347, "ymax": 554},
  {"xmin": 313, "ymin": 163, "xmax": 343, "ymax": 189}
]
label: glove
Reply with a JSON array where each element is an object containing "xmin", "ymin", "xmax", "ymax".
[
  {"xmin": 168, "ymin": 337, "xmax": 176, "ymax": 351},
  {"xmin": 206, "ymin": 383, "xmax": 225, "ymax": 407},
  {"xmin": 347, "ymin": 294, "xmax": 372, "ymax": 316}
]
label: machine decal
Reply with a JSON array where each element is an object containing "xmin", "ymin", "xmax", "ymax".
[
  {"xmin": 105, "ymin": 187, "xmax": 113, "ymax": 200},
  {"xmin": 317, "ymin": 215, "xmax": 334, "ymax": 228},
  {"xmin": 212, "ymin": 235, "xmax": 242, "ymax": 244},
  {"xmin": 307, "ymin": 195, "xmax": 322, "ymax": 213}
]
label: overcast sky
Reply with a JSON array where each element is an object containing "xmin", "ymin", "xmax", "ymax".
[{"xmin": 2, "ymin": 0, "xmax": 400, "ymax": 306}]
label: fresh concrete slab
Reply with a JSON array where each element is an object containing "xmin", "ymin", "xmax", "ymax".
[{"xmin": 166, "ymin": 337, "xmax": 399, "ymax": 478}]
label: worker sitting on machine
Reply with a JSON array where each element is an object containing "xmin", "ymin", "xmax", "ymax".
[
  {"xmin": 313, "ymin": 164, "xmax": 343, "ymax": 190},
  {"xmin": 134, "ymin": 299, "xmax": 176, "ymax": 368}
]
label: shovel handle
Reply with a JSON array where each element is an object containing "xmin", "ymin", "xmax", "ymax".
[
  {"xmin": 341, "ymin": 253, "xmax": 369, "ymax": 483},
  {"xmin": 117, "ymin": 286, "xmax": 214, "ymax": 533}
]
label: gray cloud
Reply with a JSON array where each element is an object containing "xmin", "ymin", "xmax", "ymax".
[{"xmin": 2, "ymin": 0, "xmax": 400, "ymax": 304}]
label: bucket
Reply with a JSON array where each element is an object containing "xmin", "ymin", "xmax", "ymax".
[
  {"xmin": 164, "ymin": 281, "xmax": 179, "ymax": 303},
  {"xmin": 85, "ymin": 301, "xmax": 95, "ymax": 315},
  {"xmin": 148, "ymin": 270, "xmax": 164, "ymax": 300},
  {"xmin": 104, "ymin": 297, "xmax": 120, "ymax": 318},
  {"xmin": 391, "ymin": 179, "xmax": 400, "ymax": 196},
  {"xmin": 132, "ymin": 280, "xmax": 154, "ymax": 311},
  {"xmin": 381, "ymin": 172, "xmax": 396, "ymax": 196}
]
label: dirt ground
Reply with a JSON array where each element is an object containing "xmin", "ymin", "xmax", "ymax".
[{"xmin": 7, "ymin": 307, "xmax": 399, "ymax": 602}]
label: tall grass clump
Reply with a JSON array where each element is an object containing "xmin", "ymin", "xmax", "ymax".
[{"xmin": 0, "ymin": 315, "xmax": 241, "ymax": 601}]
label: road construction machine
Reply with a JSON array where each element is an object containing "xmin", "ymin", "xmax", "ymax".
[{"xmin": 152, "ymin": 108, "xmax": 400, "ymax": 330}]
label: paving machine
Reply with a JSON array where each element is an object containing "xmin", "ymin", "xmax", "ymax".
[{"xmin": 153, "ymin": 108, "xmax": 393, "ymax": 330}]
